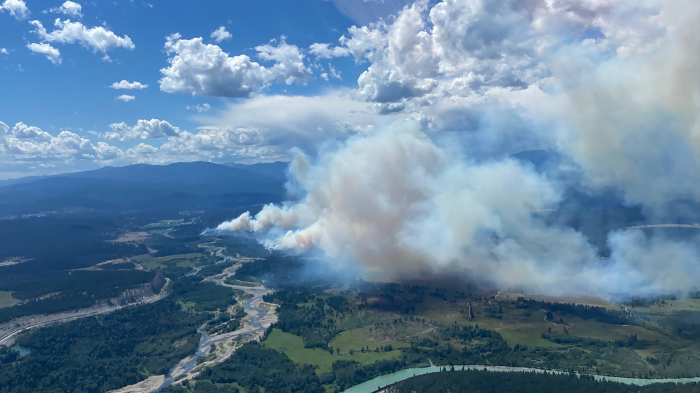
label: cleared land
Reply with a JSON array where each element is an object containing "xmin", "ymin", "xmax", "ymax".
[
  {"xmin": 0, "ymin": 292, "xmax": 19, "ymax": 309},
  {"xmin": 263, "ymin": 329, "xmax": 402, "ymax": 374},
  {"xmin": 135, "ymin": 253, "xmax": 203, "ymax": 270}
]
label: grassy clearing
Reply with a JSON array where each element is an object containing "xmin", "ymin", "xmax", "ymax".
[
  {"xmin": 141, "ymin": 219, "xmax": 185, "ymax": 230},
  {"xmin": 175, "ymin": 259, "xmax": 198, "ymax": 268},
  {"xmin": 0, "ymin": 291, "xmax": 19, "ymax": 308},
  {"xmin": 569, "ymin": 319, "xmax": 666, "ymax": 342},
  {"xmin": 137, "ymin": 253, "xmax": 202, "ymax": 270},
  {"xmin": 178, "ymin": 300, "xmax": 196, "ymax": 310},
  {"xmin": 415, "ymin": 298, "xmax": 651, "ymax": 349},
  {"xmin": 630, "ymin": 298, "xmax": 700, "ymax": 314},
  {"xmin": 263, "ymin": 329, "xmax": 401, "ymax": 375},
  {"xmin": 330, "ymin": 327, "xmax": 411, "ymax": 353},
  {"xmin": 504, "ymin": 291, "xmax": 620, "ymax": 310},
  {"xmin": 140, "ymin": 260, "xmax": 166, "ymax": 270},
  {"xmin": 224, "ymin": 278, "xmax": 258, "ymax": 287},
  {"xmin": 497, "ymin": 325, "xmax": 562, "ymax": 348}
]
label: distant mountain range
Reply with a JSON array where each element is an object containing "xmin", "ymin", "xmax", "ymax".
[{"xmin": 0, "ymin": 161, "xmax": 289, "ymax": 219}]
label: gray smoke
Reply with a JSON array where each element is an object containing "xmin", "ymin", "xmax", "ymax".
[{"xmin": 218, "ymin": 0, "xmax": 700, "ymax": 299}]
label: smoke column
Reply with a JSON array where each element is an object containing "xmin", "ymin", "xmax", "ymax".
[{"xmin": 218, "ymin": 0, "xmax": 700, "ymax": 299}]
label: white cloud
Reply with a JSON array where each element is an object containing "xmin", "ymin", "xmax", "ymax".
[
  {"xmin": 49, "ymin": 1, "xmax": 82, "ymax": 18},
  {"xmin": 102, "ymin": 119, "xmax": 180, "ymax": 142},
  {"xmin": 186, "ymin": 103, "xmax": 211, "ymax": 113},
  {"xmin": 210, "ymin": 26, "xmax": 231, "ymax": 42},
  {"xmin": 321, "ymin": 73, "xmax": 329, "ymax": 81},
  {"xmin": 115, "ymin": 94, "xmax": 135, "ymax": 102},
  {"xmin": 110, "ymin": 80, "xmax": 148, "ymax": 90},
  {"xmin": 328, "ymin": 63, "xmax": 341, "ymax": 80},
  {"xmin": 199, "ymin": 91, "xmax": 392, "ymax": 158},
  {"xmin": 101, "ymin": 54, "xmax": 112, "ymax": 62},
  {"xmin": 0, "ymin": 0, "xmax": 30, "ymax": 20},
  {"xmin": 159, "ymin": 34, "xmax": 310, "ymax": 97},
  {"xmin": 255, "ymin": 37, "xmax": 311, "ymax": 85},
  {"xmin": 0, "ymin": 48, "xmax": 9, "ymax": 54},
  {"xmin": 103, "ymin": 91, "xmax": 388, "ymax": 166},
  {"xmin": 30, "ymin": 19, "xmax": 135, "ymax": 53},
  {"xmin": 308, "ymin": 42, "xmax": 350, "ymax": 59},
  {"xmin": 26, "ymin": 42, "xmax": 61, "ymax": 64},
  {"xmin": 0, "ymin": 121, "xmax": 123, "ymax": 168},
  {"xmin": 11, "ymin": 122, "xmax": 53, "ymax": 140}
]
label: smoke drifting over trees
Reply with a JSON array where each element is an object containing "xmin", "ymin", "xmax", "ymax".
[{"xmin": 218, "ymin": 0, "xmax": 700, "ymax": 299}]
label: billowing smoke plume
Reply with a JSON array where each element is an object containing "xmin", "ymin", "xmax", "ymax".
[{"xmin": 218, "ymin": 0, "xmax": 700, "ymax": 298}]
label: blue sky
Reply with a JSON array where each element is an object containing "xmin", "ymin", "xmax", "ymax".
[
  {"xmin": 0, "ymin": 0, "xmax": 431, "ymax": 179},
  {"xmin": 0, "ymin": 0, "xmax": 694, "ymax": 191},
  {"xmin": 0, "ymin": 0, "xmax": 365, "ymax": 137}
]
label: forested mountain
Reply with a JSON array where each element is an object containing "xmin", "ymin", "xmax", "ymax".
[{"xmin": 0, "ymin": 161, "xmax": 288, "ymax": 218}]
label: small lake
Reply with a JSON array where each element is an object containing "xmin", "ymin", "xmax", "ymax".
[
  {"xmin": 341, "ymin": 365, "xmax": 700, "ymax": 393},
  {"xmin": 12, "ymin": 346, "xmax": 30, "ymax": 356}
]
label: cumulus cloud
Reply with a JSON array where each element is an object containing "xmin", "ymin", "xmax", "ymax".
[
  {"xmin": 110, "ymin": 80, "xmax": 148, "ymax": 90},
  {"xmin": 26, "ymin": 42, "xmax": 61, "ymax": 64},
  {"xmin": 159, "ymin": 34, "xmax": 310, "ymax": 97},
  {"xmin": 311, "ymin": 0, "xmax": 700, "ymax": 212},
  {"xmin": 115, "ymin": 94, "xmax": 135, "ymax": 102},
  {"xmin": 0, "ymin": 0, "xmax": 30, "ymax": 20},
  {"xmin": 0, "ymin": 48, "xmax": 8, "ymax": 54},
  {"xmin": 102, "ymin": 119, "xmax": 180, "ymax": 142},
  {"xmin": 256, "ymin": 37, "xmax": 311, "ymax": 85},
  {"xmin": 49, "ymin": 1, "xmax": 82, "ymax": 18},
  {"xmin": 320, "ymin": 0, "xmax": 665, "ymax": 104},
  {"xmin": 211, "ymin": 26, "xmax": 231, "ymax": 42},
  {"xmin": 309, "ymin": 43, "xmax": 350, "ymax": 59},
  {"xmin": 30, "ymin": 19, "xmax": 135, "ymax": 52},
  {"xmin": 0, "ymin": 121, "xmax": 124, "ymax": 169},
  {"xmin": 11, "ymin": 122, "xmax": 53, "ymax": 140}
]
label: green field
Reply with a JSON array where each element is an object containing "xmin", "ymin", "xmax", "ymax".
[
  {"xmin": 263, "ymin": 329, "xmax": 402, "ymax": 374},
  {"xmin": 330, "ymin": 327, "xmax": 411, "ymax": 353},
  {"xmin": 141, "ymin": 218, "xmax": 199, "ymax": 231},
  {"xmin": 224, "ymin": 278, "xmax": 258, "ymax": 287},
  {"xmin": 0, "ymin": 291, "xmax": 19, "ymax": 308},
  {"xmin": 137, "ymin": 253, "xmax": 202, "ymax": 270}
]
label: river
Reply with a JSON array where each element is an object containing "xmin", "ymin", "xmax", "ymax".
[
  {"xmin": 341, "ymin": 365, "xmax": 700, "ymax": 393},
  {"xmin": 111, "ymin": 245, "xmax": 277, "ymax": 393}
]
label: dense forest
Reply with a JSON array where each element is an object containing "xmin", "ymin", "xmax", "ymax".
[
  {"xmin": 233, "ymin": 254, "xmax": 307, "ymax": 286},
  {"xmin": 0, "ymin": 270, "xmax": 158, "ymax": 324},
  {"xmin": 265, "ymin": 288, "xmax": 354, "ymax": 349},
  {"xmin": 162, "ymin": 343, "xmax": 324, "ymax": 393},
  {"xmin": 391, "ymin": 370, "xmax": 700, "ymax": 393},
  {"xmin": 514, "ymin": 297, "xmax": 628, "ymax": 325},
  {"xmin": 171, "ymin": 276, "xmax": 237, "ymax": 312},
  {"xmin": 0, "ymin": 301, "xmax": 207, "ymax": 393}
]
